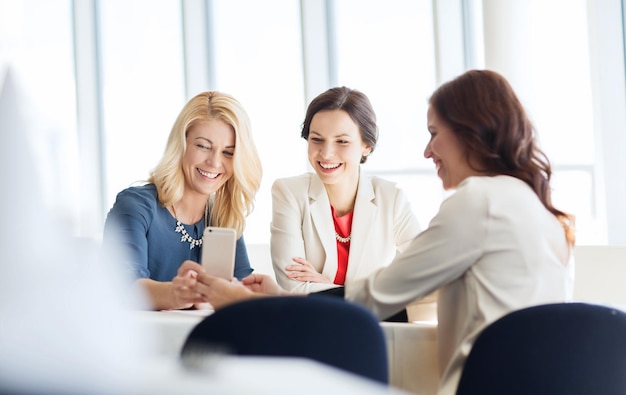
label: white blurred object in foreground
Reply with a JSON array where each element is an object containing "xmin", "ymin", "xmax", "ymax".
[{"xmin": 0, "ymin": 67, "xmax": 153, "ymax": 394}]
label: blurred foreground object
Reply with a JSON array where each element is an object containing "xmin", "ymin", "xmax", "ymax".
[{"xmin": 0, "ymin": 67, "xmax": 151, "ymax": 394}]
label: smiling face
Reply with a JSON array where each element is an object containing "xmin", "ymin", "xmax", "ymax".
[
  {"xmin": 307, "ymin": 110, "xmax": 371, "ymax": 186},
  {"xmin": 182, "ymin": 119, "xmax": 235, "ymax": 199},
  {"xmin": 424, "ymin": 105, "xmax": 476, "ymax": 190}
]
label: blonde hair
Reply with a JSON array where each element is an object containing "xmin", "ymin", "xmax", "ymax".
[{"xmin": 148, "ymin": 91, "xmax": 262, "ymax": 237}]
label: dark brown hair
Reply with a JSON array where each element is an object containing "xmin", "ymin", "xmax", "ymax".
[
  {"xmin": 301, "ymin": 86, "xmax": 378, "ymax": 163},
  {"xmin": 429, "ymin": 69, "xmax": 575, "ymax": 245}
]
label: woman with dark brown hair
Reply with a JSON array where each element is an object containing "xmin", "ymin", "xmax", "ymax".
[
  {"xmin": 270, "ymin": 86, "xmax": 425, "ymax": 298},
  {"xmin": 195, "ymin": 70, "xmax": 575, "ymax": 394}
]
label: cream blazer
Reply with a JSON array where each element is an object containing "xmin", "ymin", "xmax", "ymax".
[
  {"xmin": 346, "ymin": 176, "xmax": 575, "ymax": 394},
  {"xmin": 270, "ymin": 171, "xmax": 421, "ymax": 293}
]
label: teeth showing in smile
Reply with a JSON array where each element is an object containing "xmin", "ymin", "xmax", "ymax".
[
  {"xmin": 320, "ymin": 162, "xmax": 340, "ymax": 169},
  {"xmin": 198, "ymin": 168, "xmax": 219, "ymax": 179}
]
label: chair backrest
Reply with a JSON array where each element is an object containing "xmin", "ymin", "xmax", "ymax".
[
  {"xmin": 456, "ymin": 302, "xmax": 626, "ymax": 395},
  {"xmin": 181, "ymin": 296, "xmax": 389, "ymax": 384}
]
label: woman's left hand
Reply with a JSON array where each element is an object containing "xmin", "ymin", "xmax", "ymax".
[{"xmin": 286, "ymin": 257, "xmax": 332, "ymax": 284}]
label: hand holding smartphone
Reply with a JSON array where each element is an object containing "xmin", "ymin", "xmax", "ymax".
[{"xmin": 201, "ymin": 227, "xmax": 237, "ymax": 279}]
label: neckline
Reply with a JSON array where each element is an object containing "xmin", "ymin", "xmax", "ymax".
[
  {"xmin": 331, "ymin": 205, "xmax": 353, "ymax": 241},
  {"xmin": 170, "ymin": 202, "xmax": 208, "ymax": 226},
  {"xmin": 171, "ymin": 205, "xmax": 204, "ymax": 250}
]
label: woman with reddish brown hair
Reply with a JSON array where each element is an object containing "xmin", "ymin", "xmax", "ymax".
[{"xmin": 427, "ymin": 69, "xmax": 575, "ymax": 244}]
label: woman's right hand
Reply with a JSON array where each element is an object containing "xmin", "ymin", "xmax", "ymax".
[
  {"xmin": 241, "ymin": 273, "xmax": 288, "ymax": 295},
  {"xmin": 169, "ymin": 260, "xmax": 207, "ymax": 309}
]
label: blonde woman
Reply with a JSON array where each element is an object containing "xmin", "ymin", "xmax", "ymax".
[{"xmin": 103, "ymin": 91, "xmax": 262, "ymax": 310}]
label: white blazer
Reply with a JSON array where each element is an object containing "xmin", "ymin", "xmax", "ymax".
[{"xmin": 270, "ymin": 171, "xmax": 421, "ymax": 293}]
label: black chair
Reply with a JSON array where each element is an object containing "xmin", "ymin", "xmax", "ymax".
[
  {"xmin": 456, "ymin": 302, "xmax": 626, "ymax": 395},
  {"xmin": 181, "ymin": 296, "xmax": 389, "ymax": 384}
]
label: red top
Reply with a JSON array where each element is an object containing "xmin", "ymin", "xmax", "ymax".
[{"xmin": 331, "ymin": 206, "xmax": 353, "ymax": 285}]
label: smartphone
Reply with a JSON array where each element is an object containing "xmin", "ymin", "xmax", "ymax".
[{"xmin": 201, "ymin": 227, "xmax": 237, "ymax": 279}]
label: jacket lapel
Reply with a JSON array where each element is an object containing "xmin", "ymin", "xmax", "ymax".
[
  {"xmin": 346, "ymin": 171, "xmax": 377, "ymax": 281},
  {"xmin": 308, "ymin": 175, "xmax": 338, "ymax": 277}
]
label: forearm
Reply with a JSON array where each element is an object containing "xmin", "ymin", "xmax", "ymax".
[
  {"xmin": 286, "ymin": 280, "xmax": 341, "ymax": 294},
  {"xmin": 134, "ymin": 278, "xmax": 184, "ymax": 311}
]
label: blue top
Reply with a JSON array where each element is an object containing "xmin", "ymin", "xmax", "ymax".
[{"xmin": 103, "ymin": 183, "xmax": 253, "ymax": 282}]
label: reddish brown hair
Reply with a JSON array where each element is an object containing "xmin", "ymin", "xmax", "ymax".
[{"xmin": 429, "ymin": 70, "xmax": 575, "ymax": 245}]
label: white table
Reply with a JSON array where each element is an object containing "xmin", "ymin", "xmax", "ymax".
[
  {"xmin": 134, "ymin": 309, "xmax": 209, "ymax": 357},
  {"xmin": 132, "ymin": 310, "xmax": 440, "ymax": 395}
]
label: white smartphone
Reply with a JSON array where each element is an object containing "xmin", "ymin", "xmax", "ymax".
[{"xmin": 201, "ymin": 226, "xmax": 237, "ymax": 280}]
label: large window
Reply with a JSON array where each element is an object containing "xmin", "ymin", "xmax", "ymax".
[
  {"xmin": 1, "ymin": 0, "xmax": 624, "ymax": 246},
  {"xmin": 99, "ymin": 0, "xmax": 186, "ymax": 211},
  {"xmin": 210, "ymin": 0, "xmax": 305, "ymax": 244},
  {"xmin": 0, "ymin": 0, "xmax": 79, "ymax": 228},
  {"xmin": 522, "ymin": 0, "xmax": 598, "ymax": 244},
  {"xmin": 479, "ymin": 0, "xmax": 604, "ymax": 244},
  {"xmin": 333, "ymin": 0, "xmax": 442, "ymax": 228}
]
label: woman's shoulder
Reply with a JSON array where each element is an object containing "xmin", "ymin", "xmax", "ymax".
[
  {"xmin": 367, "ymin": 175, "xmax": 407, "ymax": 199},
  {"xmin": 369, "ymin": 175, "xmax": 402, "ymax": 190},
  {"xmin": 272, "ymin": 173, "xmax": 315, "ymax": 190},
  {"xmin": 112, "ymin": 183, "xmax": 160, "ymax": 211},
  {"xmin": 458, "ymin": 175, "xmax": 530, "ymax": 196},
  {"xmin": 447, "ymin": 176, "xmax": 532, "ymax": 213},
  {"xmin": 105, "ymin": 184, "xmax": 161, "ymax": 229},
  {"xmin": 116, "ymin": 183, "xmax": 157, "ymax": 200},
  {"xmin": 441, "ymin": 177, "xmax": 492, "ymax": 211}
]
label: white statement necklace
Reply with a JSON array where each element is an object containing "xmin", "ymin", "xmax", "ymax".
[
  {"xmin": 335, "ymin": 232, "xmax": 351, "ymax": 243},
  {"xmin": 172, "ymin": 204, "xmax": 208, "ymax": 250}
]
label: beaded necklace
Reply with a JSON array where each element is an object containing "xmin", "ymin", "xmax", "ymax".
[{"xmin": 172, "ymin": 203, "xmax": 208, "ymax": 250}]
